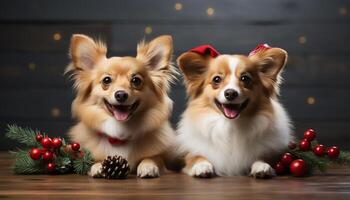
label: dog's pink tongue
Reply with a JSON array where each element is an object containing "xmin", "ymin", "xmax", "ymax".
[
  {"xmin": 223, "ymin": 107, "xmax": 239, "ymax": 119},
  {"xmin": 113, "ymin": 110, "xmax": 129, "ymax": 121}
]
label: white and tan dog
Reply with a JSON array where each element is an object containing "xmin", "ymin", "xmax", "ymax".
[
  {"xmin": 66, "ymin": 34, "xmax": 177, "ymax": 178},
  {"xmin": 176, "ymin": 45, "xmax": 292, "ymax": 178}
]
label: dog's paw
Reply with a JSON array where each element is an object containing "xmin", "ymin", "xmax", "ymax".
[
  {"xmin": 88, "ymin": 163, "xmax": 103, "ymax": 178},
  {"xmin": 190, "ymin": 161, "xmax": 214, "ymax": 178},
  {"xmin": 250, "ymin": 161, "xmax": 276, "ymax": 179},
  {"xmin": 137, "ymin": 162, "xmax": 160, "ymax": 178}
]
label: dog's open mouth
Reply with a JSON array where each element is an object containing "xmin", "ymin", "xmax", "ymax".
[
  {"xmin": 104, "ymin": 99, "xmax": 140, "ymax": 122},
  {"xmin": 214, "ymin": 99, "xmax": 249, "ymax": 119}
]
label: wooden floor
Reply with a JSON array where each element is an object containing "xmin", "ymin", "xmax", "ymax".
[{"xmin": 0, "ymin": 153, "xmax": 350, "ymax": 200}]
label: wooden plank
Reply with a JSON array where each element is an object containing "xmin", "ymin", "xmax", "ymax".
[
  {"xmin": 1, "ymin": 23, "xmax": 349, "ymax": 54},
  {"xmin": 0, "ymin": 0, "xmax": 349, "ymax": 22},
  {"xmin": 284, "ymin": 55, "xmax": 350, "ymax": 87},
  {"xmin": 0, "ymin": 89, "xmax": 73, "ymax": 120},
  {"xmin": 111, "ymin": 24, "xmax": 350, "ymax": 55},
  {"xmin": 0, "ymin": 24, "xmax": 112, "ymax": 53},
  {"xmin": 1, "ymin": 52, "xmax": 350, "ymax": 88},
  {"xmin": 0, "ymin": 160, "xmax": 350, "ymax": 200},
  {"xmin": 0, "ymin": 53, "xmax": 70, "ymax": 88},
  {"xmin": 279, "ymin": 87, "xmax": 350, "ymax": 121}
]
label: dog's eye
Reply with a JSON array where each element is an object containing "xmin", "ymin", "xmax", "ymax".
[
  {"xmin": 131, "ymin": 76, "xmax": 142, "ymax": 88},
  {"xmin": 102, "ymin": 76, "xmax": 112, "ymax": 85},
  {"xmin": 240, "ymin": 75, "xmax": 251, "ymax": 85},
  {"xmin": 212, "ymin": 76, "xmax": 222, "ymax": 84}
]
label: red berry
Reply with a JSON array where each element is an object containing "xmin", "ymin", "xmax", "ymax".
[
  {"xmin": 47, "ymin": 163, "xmax": 55, "ymax": 172},
  {"xmin": 288, "ymin": 141, "xmax": 297, "ymax": 150},
  {"xmin": 274, "ymin": 162, "xmax": 286, "ymax": 175},
  {"xmin": 36, "ymin": 134, "xmax": 43, "ymax": 142},
  {"xmin": 41, "ymin": 137, "xmax": 52, "ymax": 148},
  {"xmin": 303, "ymin": 129, "xmax": 316, "ymax": 141},
  {"xmin": 52, "ymin": 138, "xmax": 62, "ymax": 149},
  {"xmin": 71, "ymin": 143, "xmax": 80, "ymax": 151},
  {"xmin": 299, "ymin": 140, "xmax": 311, "ymax": 151},
  {"xmin": 327, "ymin": 146, "xmax": 340, "ymax": 159},
  {"xmin": 42, "ymin": 151, "xmax": 54, "ymax": 161},
  {"xmin": 281, "ymin": 153, "xmax": 294, "ymax": 165},
  {"xmin": 313, "ymin": 144, "xmax": 326, "ymax": 156},
  {"xmin": 29, "ymin": 148, "xmax": 42, "ymax": 160},
  {"xmin": 290, "ymin": 159, "xmax": 307, "ymax": 177}
]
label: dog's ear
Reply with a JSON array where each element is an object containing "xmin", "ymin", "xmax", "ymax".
[
  {"xmin": 177, "ymin": 52, "xmax": 211, "ymax": 97},
  {"xmin": 249, "ymin": 48, "xmax": 288, "ymax": 96},
  {"xmin": 137, "ymin": 35, "xmax": 173, "ymax": 71},
  {"xmin": 69, "ymin": 34, "xmax": 107, "ymax": 71},
  {"xmin": 137, "ymin": 35, "xmax": 176, "ymax": 94}
]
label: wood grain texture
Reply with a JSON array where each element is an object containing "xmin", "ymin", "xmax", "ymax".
[
  {"xmin": 0, "ymin": 153, "xmax": 349, "ymax": 200},
  {"xmin": 0, "ymin": 0, "xmax": 349, "ymax": 22},
  {"xmin": 1, "ymin": 23, "xmax": 349, "ymax": 54},
  {"xmin": 0, "ymin": 24, "xmax": 111, "ymax": 53},
  {"xmin": 111, "ymin": 24, "xmax": 350, "ymax": 54}
]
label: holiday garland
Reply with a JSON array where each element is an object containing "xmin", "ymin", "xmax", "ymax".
[
  {"xmin": 274, "ymin": 129, "xmax": 350, "ymax": 177},
  {"xmin": 5, "ymin": 124, "xmax": 350, "ymax": 178},
  {"xmin": 6, "ymin": 124, "xmax": 94, "ymax": 175}
]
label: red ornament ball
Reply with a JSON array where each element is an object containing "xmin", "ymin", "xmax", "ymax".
[
  {"xmin": 274, "ymin": 162, "xmax": 286, "ymax": 175},
  {"xmin": 42, "ymin": 151, "xmax": 54, "ymax": 161},
  {"xmin": 281, "ymin": 153, "xmax": 294, "ymax": 165},
  {"xmin": 288, "ymin": 141, "xmax": 297, "ymax": 150},
  {"xmin": 36, "ymin": 134, "xmax": 43, "ymax": 142},
  {"xmin": 71, "ymin": 143, "xmax": 80, "ymax": 151},
  {"xmin": 47, "ymin": 163, "xmax": 56, "ymax": 172},
  {"xmin": 313, "ymin": 144, "xmax": 326, "ymax": 156},
  {"xmin": 41, "ymin": 137, "xmax": 52, "ymax": 148},
  {"xmin": 29, "ymin": 148, "xmax": 42, "ymax": 160},
  {"xmin": 327, "ymin": 146, "xmax": 340, "ymax": 159},
  {"xmin": 290, "ymin": 159, "xmax": 307, "ymax": 177},
  {"xmin": 52, "ymin": 138, "xmax": 62, "ymax": 149},
  {"xmin": 299, "ymin": 139, "xmax": 311, "ymax": 151},
  {"xmin": 303, "ymin": 129, "xmax": 316, "ymax": 141}
]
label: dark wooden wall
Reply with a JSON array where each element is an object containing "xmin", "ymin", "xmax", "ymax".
[{"xmin": 1, "ymin": 0, "xmax": 350, "ymax": 150}]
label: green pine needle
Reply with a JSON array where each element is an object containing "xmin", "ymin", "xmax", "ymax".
[
  {"xmin": 5, "ymin": 124, "xmax": 41, "ymax": 147},
  {"xmin": 6, "ymin": 124, "xmax": 94, "ymax": 175},
  {"xmin": 290, "ymin": 150, "xmax": 331, "ymax": 173},
  {"xmin": 10, "ymin": 149, "xmax": 44, "ymax": 174},
  {"xmin": 73, "ymin": 150, "xmax": 94, "ymax": 175},
  {"xmin": 335, "ymin": 151, "xmax": 350, "ymax": 165}
]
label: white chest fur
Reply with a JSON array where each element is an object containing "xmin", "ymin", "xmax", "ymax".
[{"xmin": 177, "ymin": 99, "xmax": 291, "ymax": 176}]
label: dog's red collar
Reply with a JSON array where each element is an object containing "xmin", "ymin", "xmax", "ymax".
[{"xmin": 97, "ymin": 132, "xmax": 128, "ymax": 145}]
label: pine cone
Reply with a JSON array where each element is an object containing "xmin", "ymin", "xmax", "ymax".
[{"xmin": 101, "ymin": 155, "xmax": 130, "ymax": 179}]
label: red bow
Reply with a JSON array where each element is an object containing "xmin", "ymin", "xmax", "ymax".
[
  {"xmin": 189, "ymin": 44, "xmax": 271, "ymax": 58},
  {"xmin": 249, "ymin": 44, "xmax": 271, "ymax": 56},
  {"xmin": 190, "ymin": 45, "xmax": 220, "ymax": 58}
]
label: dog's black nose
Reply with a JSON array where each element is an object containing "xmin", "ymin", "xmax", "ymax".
[
  {"xmin": 224, "ymin": 89, "xmax": 238, "ymax": 101},
  {"xmin": 115, "ymin": 90, "xmax": 128, "ymax": 103}
]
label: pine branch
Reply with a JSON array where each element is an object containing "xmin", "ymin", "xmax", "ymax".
[
  {"xmin": 290, "ymin": 150, "xmax": 331, "ymax": 173},
  {"xmin": 10, "ymin": 149, "xmax": 44, "ymax": 174},
  {"xmin": 335, "ymin": 151, "xmax": 350, "ymax": 165},
  {"xmin": 5, "ymin": 124, "xmax": 41, "ymax": 147},
  {"xmin": 73, "ymin": 150, "xmax": 94, "ymax": 175}
]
